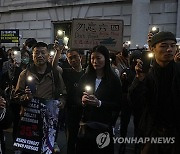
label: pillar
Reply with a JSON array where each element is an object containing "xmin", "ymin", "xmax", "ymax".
[{"xmin": 130, "ymin": 0, "xmax": 150, "ymax": 49}]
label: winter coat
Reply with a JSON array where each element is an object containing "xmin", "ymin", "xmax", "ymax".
[{"xmin": 129, "ymin": 61, "xmax": 180, "ymax": 137}]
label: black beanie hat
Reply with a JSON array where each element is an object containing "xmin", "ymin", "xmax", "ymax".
[{"xmin": 151, "ymin": 31, "xmax": 177, "ymax": 47}]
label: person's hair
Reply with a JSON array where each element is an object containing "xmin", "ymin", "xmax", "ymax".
[
  {"xmin": 25, "ymin": 38, "xmax": 37, "ymax": 48},
  {"xmin": 109, "ymin": 52, "xmax": 117, "ymax": 66},
  {"xmin": 11, "ymin": 46, "xmax": 20, "ymax": 51},
  {"xmin": 32, "ymin": 42, "xmax": 48, "ymax": 51},
  {"xmin": 7, "ymin": 49, "xmax": 12, "ymax": 57},
  {"xmin": 0, "ymin": 47, "xmax": 7, "ymax": 61},
  {"xmin": 122, "ymin": 47, "xmax": 129, "ymax": 58},
  {"xmin": 87, "ymin": 45, "xmax": 113, "ymax": 80},
  {"xmin": 47, "ymin": 43, "xmax": 54, "ymax": 53},
  {"xmin": 20, "ymin": 49, "xmax": 31, "ymax": 57},
  {"xmin": 151, "ymin": 31, "xmax": 177, "ymax": 47},
  {"xmin": 66, "ymin": 49, "xmax": 81, "ymax": 55}
]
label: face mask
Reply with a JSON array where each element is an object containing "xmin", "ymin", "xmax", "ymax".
[
  {"xmin": 27, "ymin": 47, "xmax": 33, "ymax": 53},
  {"xmin": 22, "ymin": 57, "xmax": 29, "ymax": 64}
]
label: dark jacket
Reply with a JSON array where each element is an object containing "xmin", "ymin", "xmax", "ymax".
[
  {"xmin": 78, "ymin": 73, "xmax": 122, "ymax": 126},
  {"xmin": 15, "ymin": 63, "xmax": 66, "ymax": 100},
  {"xmin": 129, "ymin": 61, "xmax": 180, "ymax": 137},
  {"xmin": 62, "ymin": 68, "xmax": 85, "ymax": 108}
]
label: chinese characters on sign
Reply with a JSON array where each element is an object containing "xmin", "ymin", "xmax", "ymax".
[
  {"xmin": 0, "ymin": 29, "xmax": 19, "ymax": 43},
  {"xmin": 71, "ymin": 19, "xmax": 123, "ymax": 51}
]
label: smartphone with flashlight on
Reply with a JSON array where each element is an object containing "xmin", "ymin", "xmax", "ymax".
[
  {"xmin": 26, "ymin": 76, "xmax": 36, "ymax": 94},
  {"xmin": 13, "ymin": 50, "xmax": 21, "ymax": 65},
  {"xmin": 150, "ymin": 27, "xmax": 159, "ymax": 35},
  {"xmin": 84, "ymin": 85, "xmax": 93, "ymax": 95},
  {"xmin": 55, "ymin": 30, "xmax": 65, "ymax": 46},
  {"xmin": 140, "ymin": 50, "xmax": 152, "ymax": 73}
]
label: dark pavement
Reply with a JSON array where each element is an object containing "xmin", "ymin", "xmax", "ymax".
[{"xmin": 4, "ymin": 116, "xmax": 135, "ymax": 154}]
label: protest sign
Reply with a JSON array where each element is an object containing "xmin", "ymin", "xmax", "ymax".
[
  {"xmin": 0, "ymin": 29, "xmax": 19, "ymax": 43},
  {"xmin": 70, "ymin": 18, "xmax": 124, "ymax": 52},
  {"xmin": 13, "ymin": 98, "xmax": 60, "ymax": 154}
]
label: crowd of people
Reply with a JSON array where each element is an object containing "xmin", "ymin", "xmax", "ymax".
[{"xmin": 0, "ymin": 30, "xmax": 180, "ymax": 154}]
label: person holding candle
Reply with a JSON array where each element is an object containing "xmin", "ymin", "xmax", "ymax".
[{"xmin": 76, "ymin": 45, "xmax": 122, "ymax": 154}]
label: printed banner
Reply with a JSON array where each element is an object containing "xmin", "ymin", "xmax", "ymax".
[
  {"xmin": 0, "ymin": 29, "xmax": 19, "ymax": 43},
  {"xmin": 13, "ymin": 98, "xmax": 60, "ymax": 154}
]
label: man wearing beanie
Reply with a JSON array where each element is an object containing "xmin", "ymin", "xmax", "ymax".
[
  {"xmin": 129, "ymin": 31, "xmax": 180, "ymax": 154},
  {"xmin": 150, "ymin": 31, "xmax": 177, "ymax": 47}
]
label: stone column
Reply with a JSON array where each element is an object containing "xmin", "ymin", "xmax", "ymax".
[
  {"xmin": 176, "ymin": 0, "xmax": 180, "ymax": 37},
  {"xmin": 130, "ymin": 0, "xmax": 150, "ymax": 49}
]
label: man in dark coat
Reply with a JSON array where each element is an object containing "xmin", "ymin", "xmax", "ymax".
[
  {"xmin": 53, "ymin": 46, "xmax": 85, "ymax": 154},
  {"xmin": 129, "ymin": 31, "xmax": 180, "ymax": 154}
]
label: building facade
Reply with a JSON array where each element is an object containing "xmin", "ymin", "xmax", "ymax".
[{"xmin": 0, "ymin": 0, "xmax": 179, "ymax": 49}]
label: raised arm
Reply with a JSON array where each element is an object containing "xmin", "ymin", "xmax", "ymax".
[{"xmin": 52, "ymin": 42, "xmax": 64, "ymax": 69}]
